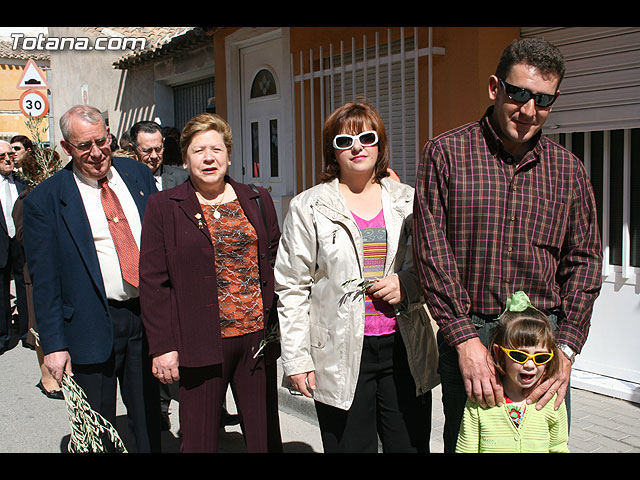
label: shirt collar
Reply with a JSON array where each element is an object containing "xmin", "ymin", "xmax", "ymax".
[
  {"xmin": 480, "ymin": 106, "xmax": 544, "ymax": 166},
  {"xmin": 72, "ymin": 163, "xmax": 115, "ymax": 189}
]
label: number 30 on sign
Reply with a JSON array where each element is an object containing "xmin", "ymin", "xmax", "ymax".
[{"xmin": 19, "ymin": 89, "xmax": 49, "ymax": 118}]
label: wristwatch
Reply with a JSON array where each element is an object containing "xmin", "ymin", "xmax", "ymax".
[{"xmin": 557, "ymin": 343, "xmax": 576, "ymax": 364}]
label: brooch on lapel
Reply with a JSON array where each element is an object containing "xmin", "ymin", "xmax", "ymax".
[{"xmin": 195, "ymin": 213, "xmax": 204, "ymax": 229}]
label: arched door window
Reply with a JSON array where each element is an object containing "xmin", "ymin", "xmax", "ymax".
[{"xmin": 250, "ymin": 68, "xmax": 277, "ymax": 98}]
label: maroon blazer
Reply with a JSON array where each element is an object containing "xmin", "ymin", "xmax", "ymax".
[{"xmin": 139, "ymin": 176, "xmax": 280, "ymax": 368}]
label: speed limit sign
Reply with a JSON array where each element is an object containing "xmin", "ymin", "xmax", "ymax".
[{"xmin": 19, "ymin": 89, "xmax": 49, "ymax": 118}]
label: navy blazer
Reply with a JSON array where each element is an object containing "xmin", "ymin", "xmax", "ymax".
[
  {"xmin": 139, "ymin": 177, "xmax": 280, "ymax": 368},
  {"xmin": 0, "ymin": 174, "xmax": 27, "ymax": 268},
  {"xmin": 22, "ymin": 156, "xmax": 157, "ymax": 364}
]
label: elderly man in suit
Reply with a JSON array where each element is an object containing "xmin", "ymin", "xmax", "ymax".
[
  {"xmin": 22, "ymin": 105, "xmax": 161, "ymax": 452},
  {"xmin": 0, "ymin": 141, "xmax": 28, "ymax": 354},
  {"xmin": 129, "ymin": 121, "xmax": 188, "ymax": 192}
]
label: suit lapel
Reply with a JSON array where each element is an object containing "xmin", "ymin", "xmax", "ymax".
[
  {"xmin": 112, "ymin": 157, "xmax": 147, "ymax": 219},
  {"xmin": 173, "ymin": 180, "xmax": 212, "ymax": 244},
  {"xmin": 233, "ymin": 179, "xmax": 264, "ymax": 239}
]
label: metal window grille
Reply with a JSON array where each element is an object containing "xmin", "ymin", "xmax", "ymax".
[
  {"xmin": 291, "ymin": 27, "xmax": 444, "ymax": 191},
  {"xmin": 549, "ymin": 128, "xmax": 640, "ymax": 277},
  {"xmin": 173, "ymin": 78, "xmax": 215, "ymax": 131}
]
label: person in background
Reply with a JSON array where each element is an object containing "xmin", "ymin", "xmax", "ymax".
[
  {"xmin": 119, "ymin": 131, "xmax": 133, "ymax": 154},
  {"xmin": 12, "ymin": 147, "xmax": 64, "ymax": 399},
  {"xmin": 130, "ymin": 121, "xmax": 188, "ymax": 191},
  {"xmin": 0, "ymin": 141, "xmax": 28, "ymax": 355},
  {"xmin": 456, "ymin": 291, "xmax": 569, "ymax": 453},
  {"xmin": 161, "ymin": 127, "xmax": 184, "ymax": 167},
  {"xmin": 275, "ymin": 101, "xmax": 439, "ymax": 453},
  {"xmin": 139, "ymin": 113, "xmax": 282, "ymax": 453},
  {"xmin": 22, "ymin": 105, "xmax": 161, "ymax": 452},
  {"xmin": 412, "ymin": 38, "xmax": 602, "ymax": 452},
  {"xmin": 129, "ymin": 120, "xmax": 189, "ymax": 430},
  {"xmin": 10, "ymin": 135, "xmax": 33, "ymax": 170}
]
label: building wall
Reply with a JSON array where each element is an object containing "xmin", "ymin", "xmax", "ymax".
[
  {"xmin": 211, "ymin": 26, "xmax": 519, "ymax": 192},
  {"xmin": 48, "ymin": 27, "xmax": 127, "ymax": 159},
  {"xmin": 431, "ymin": 27, "xmax": 520, "ymax": 137}
]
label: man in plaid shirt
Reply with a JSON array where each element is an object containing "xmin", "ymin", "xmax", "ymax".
[{"xmin": 413, "ymin": 38, "xmax": 603, "ymax": 452}]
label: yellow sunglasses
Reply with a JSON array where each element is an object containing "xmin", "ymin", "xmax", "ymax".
[{"xmin": 499, "ymin": 346, "xmax": 554, "ymax": 365}]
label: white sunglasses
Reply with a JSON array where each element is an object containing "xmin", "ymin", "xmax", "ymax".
[{"xmin": 333, "ymin": 130, "xmax": 378, "ymax": 150}]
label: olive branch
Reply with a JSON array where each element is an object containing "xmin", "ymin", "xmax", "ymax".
[
  {"xmin": 14, "ymin": 115, "xmax": 63, "ymax": 187},
  {"xmin": 341, "ymin": 278, "xmax": 375, "ymax": 292},
  {"xmin": 31, "ymin": 330, "xmax": 127, "ymax": 453}
]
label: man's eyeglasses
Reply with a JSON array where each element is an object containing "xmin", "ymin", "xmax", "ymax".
[
  {"xmin": 333, "ymin": 130, "xmax": 378, "ymax": 150},
  {"xmin": 66, "ymin": 136, "xmax": 111, "ymax": 152},
  {"xmin": 499, "ymin": 346, "xmax": 554, "ymax": 365},
  {"xmin": 136, "ymin": 145, "xmax": 164, "ymax": 157},
  {"xmin": 500, "ymin": 78, "xmax": 559, "ymax": 108},
  {"xmin": 0, "ymin": 152, "xmax": 16, "ymax": 160}
]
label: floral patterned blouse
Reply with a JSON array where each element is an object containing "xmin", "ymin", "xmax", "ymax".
[{"xmin": 201, "ymin": 199, "xmax": 264, "ymax": 338}]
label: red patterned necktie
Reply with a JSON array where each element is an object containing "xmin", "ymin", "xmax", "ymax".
[{"xmin": 99, "ymin": 177, "xmax": 139, "ymax": 288}]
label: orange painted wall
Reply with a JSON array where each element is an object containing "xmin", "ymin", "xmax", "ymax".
[{"xmin": 430, "ymin": 27, "xmax": 520, "ymax": 138}]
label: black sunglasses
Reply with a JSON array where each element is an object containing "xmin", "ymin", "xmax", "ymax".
[{"xmin": 500, "ymin": 78, "xmax": 558, "ymax": 108}]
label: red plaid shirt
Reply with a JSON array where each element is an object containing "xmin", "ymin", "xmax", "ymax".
[{"xmin": 413, "ymin": 107, "xmax": 602, "ymax": 353}]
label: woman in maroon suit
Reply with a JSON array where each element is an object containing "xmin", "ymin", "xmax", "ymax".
[{"xmin": 139, "ymin": 113, "xmax": 281, "ymax": 452}]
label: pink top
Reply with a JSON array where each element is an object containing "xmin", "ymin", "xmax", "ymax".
[{"xmin": 352, "ymin": 209, "xmax": 397, "ymax": 336}]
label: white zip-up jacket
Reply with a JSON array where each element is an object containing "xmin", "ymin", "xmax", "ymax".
[{"xmin": 275, "ymin": 177, "xmax": 439, "ymax": 410}]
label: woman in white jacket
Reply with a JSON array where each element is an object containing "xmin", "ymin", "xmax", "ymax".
[{"xmin": 275, "ymin": 101, "xmax": 439, "ymax": 452}]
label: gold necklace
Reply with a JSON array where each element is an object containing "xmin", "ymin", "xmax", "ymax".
[
  {"xmin": 197, "ymin": 184, "xmax": 226, "ymax": 219},
  {"xmin": 211, "ymin": 184, "xmax": 226, "ymax": 219}
]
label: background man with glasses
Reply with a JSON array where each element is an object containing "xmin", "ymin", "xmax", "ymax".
[
  {"xmin": 412, "ymin": 38, "xmax": 603, "ymax": 452},
  {"xmin": 22, "ymin": 105, "xmax": 161, "ymax": 452},
  {"xmin": 0, "ymin": 141, "xmax": 27, "ymax": 354},
  {"xmin": 128, "ymin": 120, "xmax": 187, "ymax": 431},
  {"xmin": 129, "ymin": 120, "xmax": 188, "ymax": 192}
]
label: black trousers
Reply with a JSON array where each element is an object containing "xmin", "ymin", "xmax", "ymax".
[
  {"xmin": 71, "ymin": 298, "xmax": 161, "ymax": 453},
  {"xmin": 314, "ymin": 332, "xmax": 432, "ymax": 453},
  {"xmin": 0, "ymin": 237, "xmax": 27, "ymax": 351}
]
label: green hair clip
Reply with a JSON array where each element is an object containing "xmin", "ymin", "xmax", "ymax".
[{"xmin": 499, "ymin": 291, "xmax": 544, "ymax": 318}]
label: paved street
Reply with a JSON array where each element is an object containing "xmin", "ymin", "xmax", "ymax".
[{"xmin": 1, "ymin": 335, "xmax": 639, "ymax": 453}]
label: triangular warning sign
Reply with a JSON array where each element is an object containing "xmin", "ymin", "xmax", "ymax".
[{"xmin": 17, "ymin": 58, "xmax": 49, "ymax": 90}]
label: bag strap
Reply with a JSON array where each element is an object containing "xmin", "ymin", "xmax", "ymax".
[{"xmin": 249, "ymin": 184, "xmax": 273, "ymax": 266}]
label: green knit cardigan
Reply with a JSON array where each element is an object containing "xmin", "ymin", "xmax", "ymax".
[{"xmin": 456, "ymin": 395, "xmax": 569, "ymax": 453}]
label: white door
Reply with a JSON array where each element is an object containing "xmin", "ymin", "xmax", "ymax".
[{"xmin": 239, "ymin": 34, "xmax": 293, "ymax": 224}]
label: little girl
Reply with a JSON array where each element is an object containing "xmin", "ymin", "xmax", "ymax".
[{"xmin": 455, "ymin": 291, "xmax": 570, "ymax": 453}]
